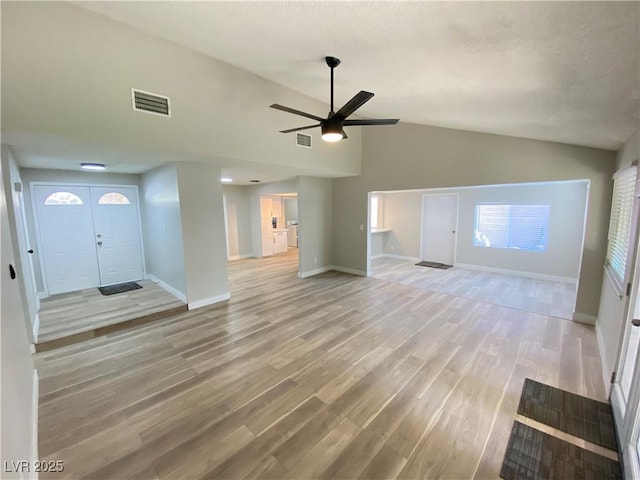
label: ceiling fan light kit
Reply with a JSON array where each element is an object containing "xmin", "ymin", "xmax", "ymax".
[{"xmin": 270, "ymin": 56, "xmax": 399, "ymax": 143}]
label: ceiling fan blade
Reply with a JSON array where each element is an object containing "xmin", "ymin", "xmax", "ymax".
[
  {"xmin": 332, "ymin": 91, "xmax": 374, "ymax": 121},
  {"xmin": 270, "ymin": 104, "xmax": 324, "ymax": 122},
  {"xmin": 279, "ymin": 124, "xmax": 321, "ymax": 134},
  {"xmin": 343, "ymin": 118, "xmax": 400, "ymax": 126}
]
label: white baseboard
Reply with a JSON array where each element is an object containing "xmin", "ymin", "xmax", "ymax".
[
  {"xmin": 371, "ymin": 254, "xmax": 385, "ymax": 260},
  {"xmin": 298, "ymin": 266, "xmax": 333, "ymax": 278},
  {"xmin": 331, "ymin": 265, "xmax": 368, "ymax": 277},
  {"xmin": 31, "ymin": 369, "xmax": 39, "ymax": 480},
  {"xmin": 32, "ymin": 314, "xmax": 39, "ymax": 344},
  {"xmin": 188, "ymin": 292, "xmax": 230, "ymax": 310},
  {"xmin": 228, "ymin": 253, "xmax": 252, "ymax": 261},
  {"xmin": 454, "ymin": 263, "xmax": 577, "ymax": 284},
  {"xmin": 145, "ymin": 274, "xmax": 187, "ymax": 303},
  {"xmin": 595, "ymin": 322, "xmax": 612, "ymax": 397},
  {"xmin": 379, "ymin": 253, "xmax": 421, "ymax": 262},
  {"xmin": 572, "ymin": 311, "xmax": 596, "ymax": 326}
]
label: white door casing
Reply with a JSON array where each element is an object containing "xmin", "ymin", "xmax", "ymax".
[
  {"xmin": 420, "ymin": 193, "xmax": 459, "ymax": 265},
  {"xmin": 90, "ymin": 186, "xmax": 144, "ymax": 286},
  {"xmin": 34, "ymin": 185, "xmax": 100, "ymax": 295}
]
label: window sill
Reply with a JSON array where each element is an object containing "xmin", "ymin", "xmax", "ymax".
[{"xmin": 371, "ymin": 228, "xmax": 391, "ymax": 234}]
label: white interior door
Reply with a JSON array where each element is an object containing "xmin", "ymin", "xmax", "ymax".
[
  {"xmin": 90, "ymin": 186, "xmax": 144, "ymax": 286},
  {"xmin": 260, "ymin": 196, "xmax": 274, "ymax": 257},
  {"xmin": 34, "ymin": 185, "xmax": 100, "ymax": 294},
  {"xmin": 421, "ymin": 194, "xmax": 458, "ymax": 265}
]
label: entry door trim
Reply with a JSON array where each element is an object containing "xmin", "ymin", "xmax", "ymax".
[
  {"xmin": 419, "ymin": 193, "xmax": 460, "ymax": 265},
  {"xmin": 30, "ymin": 181, "xmax": 147, "ymax": 297}
]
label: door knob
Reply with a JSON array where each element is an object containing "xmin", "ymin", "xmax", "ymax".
[
  {"xmin": 632, "ymin": 319, "xmax": 640, "ymax": 327},
  {"xmin": 97, "ymin": 241, "xmax": 103, "ymax": 246},
  {"xmin": 27, "ymin": 249, "xmax": 33, "ymax": 254}
]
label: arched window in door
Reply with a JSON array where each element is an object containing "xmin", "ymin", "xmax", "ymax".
[
  {"xmin": 97, "ymin": 192, "xmax": 131, "ymax": 205},
  {"xmin": 44, "ymin": 192, "xmax": 83, "ymax": 205}
]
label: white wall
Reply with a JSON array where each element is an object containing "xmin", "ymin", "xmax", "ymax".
[
  {"xmin": 1, "ymin": 159, "xmax": 37, "ymax": 479},
  {"xmin": 222, "ymin": 185, "xmax": 252, "ymax": 259},
  {"xmin": 1, "ymin": 147, "xmax": 39, "ymax": 342},
  {"xmin": 20, "ymin": 168, "xmax": 142, "ymax": 294},
  {"xmin": 334, "ymin": 122, "xmax": 616, "ymax": 319},
  {"xmin": 176, "ymin": 163, "xmax": 229, "ymax": 309},
  {"xmin": 140, "ymin": 164, "xmax": 186, "ymax": 298},
  {"xmin": 379, "ymin": 181, "xmax": 588, "ymax": 281},
  {"xmin": 284, "ymin": 198, "xmax": 298, "ymax": 225},
  {"xmin": 597, "ymin": 128, "xmax": 639, "ymax": 393},
  {"xmin": 298, "ymin": 176, "xmax": 332, "ymax": 277}
]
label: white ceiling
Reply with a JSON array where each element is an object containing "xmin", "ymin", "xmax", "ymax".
[{"xmin": 75, "ymin": 1, "xmax": 639, "ymax": 151}]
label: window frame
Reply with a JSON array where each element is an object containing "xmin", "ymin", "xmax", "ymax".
[
  {"xmin": 473, "ymin": 203, "xmax": 550, "ymax": 252},
  {"xmin": 370, "ymin": 194, "xmax": 383, "ymax": 230},
  {"xmin": 605, "ymin": 165, "xmax": 639, "ymax": 294}
]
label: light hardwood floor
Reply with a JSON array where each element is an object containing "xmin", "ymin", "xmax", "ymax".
[
  {"xmin": 37, "ymin": 280, "xmax": 187, "ymax": 345},
  {"xmin": 35, "ymin": 251, "xmax": 607, "ymax": 479},
  {"xmin": 372, "ymin": 257, "xmax": 578, "ymax": 320}
]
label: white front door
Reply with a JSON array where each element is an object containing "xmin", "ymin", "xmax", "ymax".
[
  {"xmin": 34, "ymin": 185, "xmax": 100, "ymax": 294},
  {"xmin": 34, "ymin": 184, "xmax": 144, "ymax": 294},
  {"xmin": 612, "ymin": 220, "xmax": 640, "ymax": 479},
  {"xmin": 421, "ymin": 194, "xmax": 458, "ymax": 265},
  {"xmin": 90, "ymin": 186, "xmax": 144, "ymax": 286}
]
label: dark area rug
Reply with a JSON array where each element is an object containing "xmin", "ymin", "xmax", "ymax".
[
  {"xmin": 415, "ymin": 260, "xmax": 453, "ymax": 270},
  {"xmin": 98, "ymin": 282, "xmax": 142, "ymax": 296},
  {"xmin": 500, "ymin": 421, "xmax": 622, "ymax": 480},
  {"xmin": 517, "ymin": 378, "xmax": 617, "ymax": 451}
]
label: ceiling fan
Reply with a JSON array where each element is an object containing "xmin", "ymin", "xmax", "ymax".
[{"xmin": 270, "ymin": 56, "xmax": 399, "ymax": 142}]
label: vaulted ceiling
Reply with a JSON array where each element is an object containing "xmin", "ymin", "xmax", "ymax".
[{"xmin": 77, "ymin": 1, "xmax": 639, "ymax": 151}]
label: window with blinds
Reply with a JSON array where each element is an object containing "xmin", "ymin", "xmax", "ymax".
[
  {"xmin": 606, "ymin": 166, "xmax": 637, "ymax": 287},
  {"xmin": 473, "ymin": 204, "xmax": 550, "ymax": 252}
]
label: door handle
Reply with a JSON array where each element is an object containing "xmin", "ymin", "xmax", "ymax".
[
  {"xmin": 97, "ymin": 241, "xmax": 103, "ymax": 246},
  {"xmin": 632, "ymin": 319, "xmax": 640, "ymax": 327},
  {"xmin": 27, "ymin": 249, "xmax": 34, "ymax": 254},
  {"xmin": 9, "ymin": 264, "xmax": 16, "ymax": 280}
]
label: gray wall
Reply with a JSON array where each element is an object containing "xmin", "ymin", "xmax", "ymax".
[
  {"xmin": 298, "ymin": 176, "xmax": 332, "ymax": 276},
  {"xmin": 1, "ymin": 159, "xmax": 37, "ymax": 478},
  {"xmin": 223, "ymin": 185, "xmax": 252, "ymax": 259},
  {"xmin": 21, "ymin": 168, "xmax": 142, "ymax": 294},
  {"xmin": 334, "ymin": 122, "xmax": 616, "ymax": 318},
  {"xmin": 284, "ymin": 198, "xmax": 298, "ymax": 224},
  {"xmin": 380, "ymin": 181, "xmax": 588, "ymax": 280},
  {"xmin": 176, "ymin": 163, "xmax": 229, "ymax": 307},
  {"xmin": 140, "ymin": 164, "xmax": 186, "ymax": 296},
  {"xmin": 1, "ymin": 2, "xmax": 361, "ymax": 178}
]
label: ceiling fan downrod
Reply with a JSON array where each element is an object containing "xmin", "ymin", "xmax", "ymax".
[{"xmin": 325, "ymin": 56, "xmax": 341, "ymax": 114}]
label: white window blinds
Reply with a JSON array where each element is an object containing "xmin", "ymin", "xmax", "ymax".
[
  {"xmin": 606, "ymin": 166, "xmax": 638, "ymax": 286},
  {"xmin": 474, "ymin": 204, "xmax": 550, "ymax": 252}
]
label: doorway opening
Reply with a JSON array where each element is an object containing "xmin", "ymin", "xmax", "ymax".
[{"xmin": 367, "ymin": 180, "xmax": 588, "ymax": 319}]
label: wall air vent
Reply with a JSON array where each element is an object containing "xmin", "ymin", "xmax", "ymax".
[
  {"xmin": 296, "ymin": 132, "xmax": 312, "ymax": 148},
  {"xmin": 131, "ymin": 89, "xmax": 171, "ymax": 117}
]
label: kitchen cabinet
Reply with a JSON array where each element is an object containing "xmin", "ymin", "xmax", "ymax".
[{"xmin": 273, "ymin": 230, "xmax": 288, "ymax": 254}]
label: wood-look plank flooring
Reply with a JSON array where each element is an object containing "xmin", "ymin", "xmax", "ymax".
[
  {"xmin": 35, "ymin": 251, "xmax": 606, "ymax": 479},
  {"xmin": 37, "ymin": 280, "xmax": 186, "ymax": 344},
  {"xmin": 373, "ymin": 257, "xmax": 577, "ymax": 320}
]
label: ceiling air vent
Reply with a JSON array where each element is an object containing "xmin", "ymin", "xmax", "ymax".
[
  {"xmin": 296, "ymin": 132, "xmax": 312, "ymax": 148},
  {"xmin": 131, "ymin": 89, "xmax": 171, "ymax": 117}
]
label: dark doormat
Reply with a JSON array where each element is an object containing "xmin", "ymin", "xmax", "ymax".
[
  {"xmin": 500, "ymin": 421, "xmax": 622, "ymax": 480},
  {"xmin": 517, "ymin": 378, "xmax": 617, "ymax": 451},
  {"xmin": 415, "ymin": 260, "xmax": 453, "ymax": 270},
  {"xmin": 98, "ymin": 282, "xmax": 142, "ymax": 296}
]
